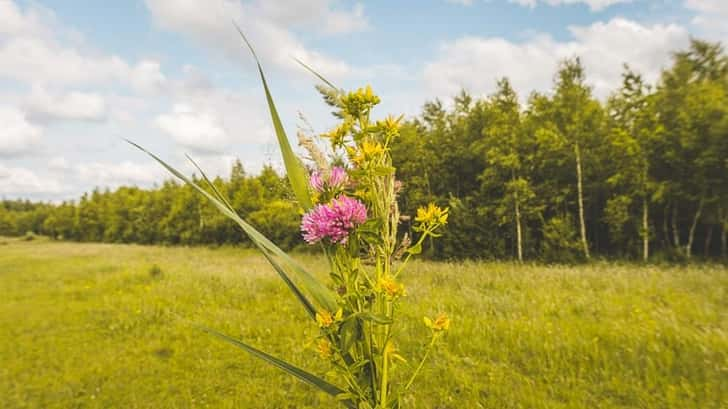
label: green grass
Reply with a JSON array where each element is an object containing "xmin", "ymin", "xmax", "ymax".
[{"xmin": 0, "ymin": 238, "xmax": 726, "ymax": 408}]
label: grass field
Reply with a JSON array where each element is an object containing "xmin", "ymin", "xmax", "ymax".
[{"xmin": 0, "ymin": 237, "xmax": 726, "ymax": 408}]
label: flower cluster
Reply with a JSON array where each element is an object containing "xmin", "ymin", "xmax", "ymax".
[
  {"xmin": 301, "ymin": 195, "xmax": 367, "ymax": 244},
  {"xmin": 146, "ymin": 36, "xmax": 453, "ymax": 409},
  {"xmin": 415, "ymin": 203, "xmax": 449, "ymax": 227},
  {"xmin": 293, "ymin": 86, "xmax": 453, "ymax": 407},
  {"xmin": 310, "ymin": 166, "xmax": 348, "ymax": 193}
]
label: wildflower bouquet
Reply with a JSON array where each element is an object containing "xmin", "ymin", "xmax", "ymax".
[{"xmin": 130, "ymin": 31, "xmax": 449, "ymax": 408}]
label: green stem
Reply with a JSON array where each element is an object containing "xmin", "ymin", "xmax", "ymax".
[
  {"xmin": 404, "ymin": 336, "xmax": 437, "ymax": 391},
  {"xmin": 380, "ymin": 341, "xmax": 389, "ymax": 406}
]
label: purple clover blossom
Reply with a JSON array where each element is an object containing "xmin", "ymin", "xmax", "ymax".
[
  {"xmin": 329, "ymin": 167, "xmax": 347, "ymax": 189},
  {"xmin": 309, "ymin": 166, "xmax": 348, "ymax": 193},
  {"xmin": 301, "ymin": 195, "xmax": 367, "ymax": 244},
  {"xmin": 310, "ymin": 171, "xmax": 324, "ymax": 192}
]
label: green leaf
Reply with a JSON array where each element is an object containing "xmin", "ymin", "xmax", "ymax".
[
  {"xmin": 200, "ymin": 326, "xmax": 355, "ymax": 409},
  {"xmin": 339, "ymin": 318, "xmax": 359, "ymax": 353},
  {"xmin": 233, "ymin": 23, "xmax": 312, "ymax": 210},
  {"xmin": 406, "ymin": 242, "xmax": 422, "ymax": 255},
  {"xmin": 127, "ymin": 140, "xmax": 338, "ymax": 314},
  {"xmin": 294, "ymin": 57, "xmax": 339, "ymax": 90}
]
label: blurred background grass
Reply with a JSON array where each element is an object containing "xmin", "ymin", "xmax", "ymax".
[{"xmin": 0, "ymin": 238, "xmax": 726, "ymax": 408}]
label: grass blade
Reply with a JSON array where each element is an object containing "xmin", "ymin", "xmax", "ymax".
[
  {"xmin": 126, "ymin": 140, "xmax": 338, "ymax": 314},
  {"xmin": 200, "ymin": 326, "xmax": 355, "ymax": 408},
  {"xmin": 293, "ymin": 57, "xmax": 339, "ymax": 90},
  {"xmin": 184, "ymin": 154, "xmax": 317, "ymax": 319},
  {"xmin": 233, "ymin": 22, "xmax": 312, "ymax": 211}
]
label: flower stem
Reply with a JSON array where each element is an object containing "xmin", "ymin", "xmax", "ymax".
[
  {"xmin": 404, "ymin": 336, "xmax": 437, "ymax": 391},
  {"xmin": 380, "ymin": 341, "xmax": 389, "ymax": 406}
]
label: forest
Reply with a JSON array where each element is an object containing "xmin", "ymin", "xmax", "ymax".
[{"xmin": 2, "ymin": 39, "xmax": 727, "ymax": 262}]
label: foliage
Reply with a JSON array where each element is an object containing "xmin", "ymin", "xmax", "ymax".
[{"xmin": 2, "ymin": 39, "xmax": 728, "ymax": 262}]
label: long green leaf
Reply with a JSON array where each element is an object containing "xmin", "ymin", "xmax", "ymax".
[
  {"xmin": 127, "ymin": 140, "xmax": 338, "ymax": 314},
  {"xmin": 200, "ymin": 326, "xmax": 355, "ymax": 408},
  {"xmin": 233, "ymin": 22, "xmax": 312, "ymax": 211},
  {"xmin": 294, "ymin": 57, "xmax": 339, "ymax": 90},
  {"xmin": 184, "ymin": 154, "xmax": 317, "ymax": 319}
]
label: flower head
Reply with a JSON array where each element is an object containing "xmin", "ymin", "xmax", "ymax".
[
  {"xmin": 310, "ymin": 171, "xmax": 324, "ymax": 192},
  {"xmin": 415, "ymin": 203, "xmax": 449, "ymax": 226},
  {"xmin": 348, "ymin": 141, "xmax": 385, "ymax": 165},
  {"xmin": 424, "ymin": 313, "xmax": 450, "ymax": 332},
  {"xmin": 316, "ymin": 308, "xmax": 343, "ymax": 328},
  {"xmin": 310, "ymin": 166, "xmax": 348, "ymax": 193},
  {"xmin": 377, "ymin": 276, "xmax": 406, "ymax": 299},
  {"xmin": 301, "ymin": 195, "xmax": 367, "ymax": 244},
  {"xmin": 329, "ymin": 166, "xmax": 347, "ymax": 188}
]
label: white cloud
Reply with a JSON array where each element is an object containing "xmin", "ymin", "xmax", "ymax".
[
  {"xmin": 253, "ymin": 0, "xmax": 369, "ymax": 34},
  {"xmin": 0, "ymin": 2, "xmax": 166, "ymax": 91},
  {"xmin": 48, "ymin": 156, "xmax": 71, "ymax": 171},
  {"xmin": 685, "ymin": 0, "xmax": 728, "ymax": 41},
  {"xmin": 423, "ymin": 18, "xmax": 689, "ymax": 100},
  {"xmin": 153, "ymin": 66, "xmax": 273, "ymax": 153},
  {"xmin": 144, "ymin": 0, "xmax": 355, "ymax": 79},
  {"xmin": 0, "ymin": 106, "xmax": 42, "ymax": 157},
  {"xmin": 130, "ymin": 60, "xmax": 168, "ymax": 94},
  {"xmin": 509, "ymin": 0, "xmax": 632, "ymax": 11},
  {"xmin": 0, "ymin": 36, "xmax": 166, "ymax": 90},
  {"xmin": 0, "ymin": 0, "xmax": 55, "ymax": 38},
  {"xmin": 75, "ymin": 161, "xmax": 166, "ymax": 187},
  {"xmin": 0, "ymin": 164, "xmax": 63, "ymax": 195},
  {"xmin": 156, "ymin": 103, "xmax": 230, "ymax": 154},
  {"xmin": 24, "ymin": 85, "xmax": 106, "ymax": 122},
  {"xmin": 445, "ymin": 0, "xmax": 631, "ymax": 10}
]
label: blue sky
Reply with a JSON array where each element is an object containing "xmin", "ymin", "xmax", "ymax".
[{"xmin": 1, "ymin": 0, "xmax": 725, "ymax": 201}]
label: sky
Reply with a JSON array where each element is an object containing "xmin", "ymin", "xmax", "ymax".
[{"xmin": 1, "ymin": 0, "xmax": 726, "ymax": 202}]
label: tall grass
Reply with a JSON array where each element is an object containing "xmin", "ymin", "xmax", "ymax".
[{"xmin": 1, "ymin": 239, "xmax": 725, "ymax": 408}]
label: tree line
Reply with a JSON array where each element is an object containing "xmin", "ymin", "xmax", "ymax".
[
  {"xmin": 2, "ymin": 39, "xmax": 727, "ymax": 262},
  {"xmin": 0, "ymin": 164, "xmax": 303, "ymax": 249}
]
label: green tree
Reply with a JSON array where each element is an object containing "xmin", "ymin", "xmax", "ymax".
[{"xmin": 606, "ymin": 66, "xmax": 660, "ymax": 260}]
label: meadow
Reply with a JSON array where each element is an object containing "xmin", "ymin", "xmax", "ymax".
[{"xmin": 0, "ymin": 237, "xmax": 726, "ymax": 408}]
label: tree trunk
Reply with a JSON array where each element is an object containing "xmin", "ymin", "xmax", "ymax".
[
  {"xmin": 574, "ymin": 143, "xmax": 590, "ymax": 259},
  {"xmin": 515, "ymin": 194, "xmax": 523, "ymax": 263},
  {"xmin": 719, "ymin": 206, "xmax": 727, "ymax": 259},
  {"xmin": 685, "ymin": 196, "xmax": 704, "ymax": 259},
  {"xmin": 642, "ymin": 196, "xmax": 649, "ymax": 261},
  {"xmin": 662, "ymin": 204, "xmax": 670, "ymax": 249},
  {"xmin": 671, "ymin": 204, "xmax": 681, "ymax": 251},
  {"xmin": 704, "ymin": 225, "xmax": 713, "ymax": 258}
]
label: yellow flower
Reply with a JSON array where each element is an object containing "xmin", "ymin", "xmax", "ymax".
[
  {"xmin": 362, "ymin": 140, "xmax": 385, "ymax": 156},
  {"xmin": 316, "ymin": 308, "xmax": 343, "ymax": 328},
  {"xmin": 341, "ymin": 85, "xmax": 381, "ymax": 117},
  {"xmin": 415, "ymin": 203, "xmax": 449, "ymax": 226},
  {"xmin": 349, "ymin": 140, "xmax": 385, "ymax": 165},
  {"xmin": 377, "ymin": 115, "xmax": 402, "ymax": 138},
  {"xmin": 316, "ymin": 338, "xmax": 333, "ymax": 359},
  {"xmin": 377, "ymin": 276, "xmax": 406, "ymax": 298},
  {"xmin": 323, "ymin": 121, "xmax": 352, "ymax": 147},
  {"xmin": 424, "ymin": 313, "xmax": 451, "ymax": 332}
]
